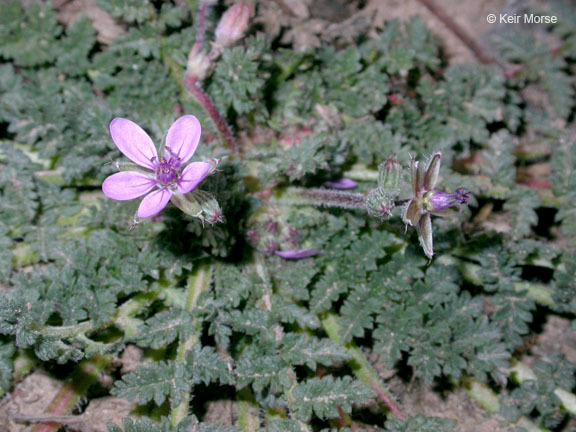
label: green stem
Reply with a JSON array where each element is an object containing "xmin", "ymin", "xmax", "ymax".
[
  {"xmin": 170, "ymin": 263, "xmax": 212, "ymax": 427},
  {"xmin": 321, "ymin": 313, "xmax": 405, "ymax": 419},
  {"xmin": 462, "ymin": 378, "xmax": 550, "ymax": 432},
  {"xmin": 458, "ymin": 261, "xmax": 555, "ymax": 307},
  {"xmin": 30, "ymin": 355, "xmax": 110, "ymax": 432},
  {"xmin": 510, "ymin": 362, "xmax": 576, "ymax": 417},
  {"xmin": 237, "ymin": 387, "xmax": 261, "ymax": 432},
  {"xmin": 343, "ymin": 164, "xmax": 379, "ymax": 182}
]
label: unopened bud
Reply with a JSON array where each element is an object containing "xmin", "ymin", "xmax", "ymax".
[
  {"xmin": 366, "ymin": 188, "xmax": 395, "ymax": 221},
  {"xmin": 171, "ymin": 190, "xmax": 223, "ymax": 225},
  {"xmin": 377, "ymin": 157, "xmax": 402, "ymax": 197},
  {"xmin": 214, "ymin": 2, "xmax": 250, "ymax": 48},
  {"xmin": 186, "ymin": 44, "xmax": 212, "ymax": 80}
]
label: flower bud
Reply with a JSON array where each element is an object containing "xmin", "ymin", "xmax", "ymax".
[
  {"xmin": 214, "ymin": 2, "xmax": 250, "ymax": 48},
  {"xmin": 171, "ymin": 190, "xmax": 223, "ymax": 224},
  {"xmin": 186, "ymin": 44, "xmax": 212, "ymax": 80},
  {"xmin": 366, "ymin": 188, "xmax": 395, "ymax": 221},
  {"xmin": 377, "ymin": 157, "xmax": 402, "ymax": 197}
]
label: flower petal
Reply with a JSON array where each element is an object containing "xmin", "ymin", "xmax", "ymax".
[
  {"xmin": 275, "ymin": 249, "xmax": 324, "ymax": 259},
  {"xmin": 102, "ymin": 172, "xmax": 157, "ymax": 201},
  {"xmin": 323, "ymin": 178, "xmax": 358, "ymax": 189},
  {"xmin": 177, "ymin": 162, "xmax": 211, "ymax": 194},
  {"xmin": 402, "ymin": 199, "xmax": 421, "ymax": 227},
  {"xmin": 137, "ymin": 188, "xmax": 172, "ymax": 218},
  {"xmin": 110, "ymin": 118, "xmax": 158, "ymax": 169},
  {"xmin": 417, "ymin": 213, "xmax": 434, "ymax": 260},
  {"xmin": 424, "ymin": 152, "xmax": 441, "ymax": 190},
  {"xmin": 411, "ymin": 156, "xmax": 425, "ymax": 195},
  {"xmin": 165, "ymin": 115, "xmax": 202, "ymax": 164}
]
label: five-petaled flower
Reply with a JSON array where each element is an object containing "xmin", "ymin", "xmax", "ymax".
[
  {"xmin": 102, "ymin": 115, "xmax": 212, "ymax": 218},
  {"xmin": 402, "ymin": 152, "xmax": 470, "ymax": 259}
]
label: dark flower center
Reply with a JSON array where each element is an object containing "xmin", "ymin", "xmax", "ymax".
[
  {"xmin": 454, "ymin": 187, "xmax": 470, "ymax": 204},
  {"xmin": 152, "ymin": 148, "xmax": 181, "ymax": 186}
]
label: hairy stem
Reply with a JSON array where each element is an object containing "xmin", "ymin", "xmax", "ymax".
[
  {"xmin": 321, "ymin": 313, "xmax": 405, "ymax": 420},
  {"xmin": 184, "ymin": 75, "xmax": 238, "ymax": 156},
  {"xmin": 276, "ymin": 187, "xmax": 366, "ymax": 210},
  {"xmin": 30, "ymin": 355, "xmax": 109, "ymax": 432},
  {"xmin": 170, "ymin": 263, "xmax": 212, "ymax": 427},
  {"xmin": 195, "ymin": 1, "xmax": 209, "ymax": 51}
]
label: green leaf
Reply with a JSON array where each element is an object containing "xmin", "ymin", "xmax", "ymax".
[
  {"xmin": 136, "ymin": 309, "xmax": 194, "ymax": 349},
  {"xmin": 291, "ymin": 376, "xmax": 374, "ymax": 421},
  {"xmin": 186, "ymin": 345, "xmax": 235, "ymax": 386},
  {"xmin": 280, "ymin": 334, "xmax": 349, "ymax": 370},
  {"xmin": 0, "ymin": 340, "xmax": 15, "ymax": 394},
  {"xmin": 384, "ymin": 415, "xmax": 456, "ymax": 432},
  {"xmin": 112, "ymin": 361, "xmax": 191, "ymax": 408}
]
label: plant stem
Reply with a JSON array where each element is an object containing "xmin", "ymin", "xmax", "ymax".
[
  {"xmin": 416, "ymin": 0, "xmax": 504, "ymax": 69},
  {"xmin": 458, "ymin": 261, "xmax": 556, "ymax": 307},
  {"xmin": 462, "ymin": 378, "xmax": 550, "ymax": 432},
  {"xmin": 183, "ymin": 75, "xmax": 238, "ymax": 156},
  {"xmin": 195, "ymin": 1, "xmax": 208, "ymax": 51},
  {"xmin": 321, "ymin": 313, "xmax": 405, "ymax": 420},
  {"xmin": 237, "ymin": 387, "xmax": 261, "ymax": 431},
  {"xmin": 344, "ymin": 164, "xmax": 379, "ymax": 182},
  {"xmin": 170, "ymin": 263, "xmax": 212, "ymax": 427},
  {"xmin": 510, "ymin": 361, "xmax": 576, "ymax": 417},
  {"xmin": 30, "ymin": 355, "xmax": 109, "ymax": 432},
  {"xmin": 275, "ymin": 187, "xmax": 366, "ymax": 210}
]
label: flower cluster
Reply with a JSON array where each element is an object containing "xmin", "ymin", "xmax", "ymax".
[
  {"xmin": 402, "ymin": 152, "xmax": 470, "ymax": 259},
  {"xmin": 102, "ymin": 115, "xmax": 216, "ymax": 219}
]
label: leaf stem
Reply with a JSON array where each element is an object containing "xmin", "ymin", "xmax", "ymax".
[
  {"xmin": 30, "ymin": 355, "xmax": 109, "ymax": 432},
  {"xmin": 170, "ymin": 263, "xmax": 212, "ymax": 427},
  {"xmin": 321, "ymin": 312, "xmax": 405, "ymax": 420}
]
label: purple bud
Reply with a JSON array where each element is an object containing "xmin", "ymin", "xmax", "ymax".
[
  {"xmin": 215, "ymin": 2, "xmax": 251, "ymax": 48},
  {"xmin": 274, "ymin": 249, "xmax": 324, "ymax": 259},
  {"xmin": 426, "ymin": 187, "xmax": 471, "ymax": 212},
  {"xmin": 323, "ymin": 178, "xmax": 358, "ymax": 190}
]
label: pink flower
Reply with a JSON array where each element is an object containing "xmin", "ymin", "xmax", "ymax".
[
  {"xmin": 402, "ymin": 152, "xmax": 470, "ymax": 259},
  {"xmin": 102, "ymin": 115, "xmax": 211, "ymax": 218},
  {"xmin": 323, "ymin": 178, "xmax": 358, "ymax": 190},
  {"xmin": 274, "ymin": 249, "xmax": 324, "ymax": 259}
]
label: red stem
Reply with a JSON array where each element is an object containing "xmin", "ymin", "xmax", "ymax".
[
  {"xmin": 195, "ymin": 1, "xmax": 208, "ymax": 50},
  {"xmin": 372, "ymin": 382, "xmax": 406, "ymax": 420},
  {"xmin": 184, "ymin": 75, "xmax": 238, "ymax": 155},
  {"xmin": 31, "ymin": 357, "xmax": 107, "ymax": 432},
  {"xmin": 416, "ymin": 0, "xmax": 505, "ymax": 70}
]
